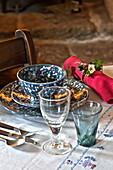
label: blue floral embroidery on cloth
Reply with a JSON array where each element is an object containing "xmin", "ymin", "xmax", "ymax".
[
  {"xmin": 66, "ymin": 156, "xmax": 96, "ymax": 169},
  {"xmin": 66, "ymin": 160, "xmax": 73, "ymax": 165},
  {"xmin": 97, "ymin": 146, "xmax": 104, "ymax": 150},
  {"xmin": 104, "ymin": 129, "xmax": 113, "ymax": 137},
  {"xmin": 79, "ymin": 156, "xmax": 96, "ymax": 169}
]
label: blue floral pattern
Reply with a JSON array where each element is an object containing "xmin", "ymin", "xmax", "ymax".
[
  {"xmin": 17, "ymin": 64, "xmax": 66, "ymax": 103},
  {"xmin": 104, "ymin": 129, "xmax": 113, "ymax": 137}
]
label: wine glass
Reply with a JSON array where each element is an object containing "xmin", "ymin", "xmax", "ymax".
[{"xmin": 39, "ymin": 86, "xmax": 72, "ymax": 155}]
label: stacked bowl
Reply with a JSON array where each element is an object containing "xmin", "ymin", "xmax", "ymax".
[{"xmin": 17, "ymin": 64, "xmax": 66, "ymax": 106}]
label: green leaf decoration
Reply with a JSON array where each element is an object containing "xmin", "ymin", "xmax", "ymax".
[
  {"xmin": 91, "ymin": 60, "xmax": 104, "ymax": 71},
  {"xmin": 66, "ymin": 67, "xmax": 71, "ymax": 78}
]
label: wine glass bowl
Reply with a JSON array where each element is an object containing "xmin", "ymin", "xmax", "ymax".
[{"xmin": 39, "ymin": 86, "xmax": 72, "ymax": 155}]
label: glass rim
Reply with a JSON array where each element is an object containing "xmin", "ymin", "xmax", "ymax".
[
  {"xmin": 72, "ymin": 100, "xmax": 103, "ymax": 116},
  {"xmin": 39, "ymin": 86, "xmax": 71, "ymax": 101}
]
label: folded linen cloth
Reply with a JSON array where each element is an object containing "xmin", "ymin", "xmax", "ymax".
[{"xmin": 63, "ymin": 56, "xmax": 113, "ymax": 104}]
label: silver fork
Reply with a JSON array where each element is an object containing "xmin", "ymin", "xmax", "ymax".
[{"xmin": 0, "ymin": 129, "xmax": 39, "ymax": 146}]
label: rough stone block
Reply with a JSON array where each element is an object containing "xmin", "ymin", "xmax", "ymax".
[
  {"xmin": 69, "ymin": 39, "xmax": 113, "ymax": 65},
  {"xmin": 0, "ymin": 14, "xmax": 17, "ymax": 38},
  {"xmin": 104, "ymin": 0, "xmax": 113, "ymax": 22},
  {"xmin": 33, "ymin": 39, "xmax": 70, "ymax": 66}
]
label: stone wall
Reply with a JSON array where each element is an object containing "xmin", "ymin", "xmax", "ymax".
[
  {"xmin": 0, "ymin": 0, "xmax": 113, "ymax": 66},
  {"xmin": 104, "ymin": 0, "xmax": 113, "ymax": 21}
]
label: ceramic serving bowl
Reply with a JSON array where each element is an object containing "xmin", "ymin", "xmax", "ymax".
[{"xmin": 17, "ymin": 64, "xmax": 66, "ymax": 105}]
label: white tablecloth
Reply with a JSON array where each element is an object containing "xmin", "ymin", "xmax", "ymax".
[{"xmin": 0, "ymin": 65, "xmax": 113, "ymax": 170}]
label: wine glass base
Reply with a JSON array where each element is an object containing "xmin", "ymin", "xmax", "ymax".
[{"xmin": 43, "ymin": 140, "xmax": 72, "ymax": 155}]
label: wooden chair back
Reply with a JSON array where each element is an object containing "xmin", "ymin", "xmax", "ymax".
[{"xmin": 0, "ymin": 29, "xmax": 37, "ymax": 89}]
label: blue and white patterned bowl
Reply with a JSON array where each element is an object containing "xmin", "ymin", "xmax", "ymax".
[{"xmin": 17, "ymin": 64, "xmax": 66, "ymax": 105}]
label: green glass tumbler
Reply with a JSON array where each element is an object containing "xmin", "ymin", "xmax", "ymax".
[{"xmin": 72, "ymin": 100, "xmax": 102, "ymax": 147}]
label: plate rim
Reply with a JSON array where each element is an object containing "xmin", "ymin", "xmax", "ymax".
[
  {"xmin": 0, "ymin": 79, "xmax": 88, "ymax": 116},
  {"xmin": 11, "ymin": 84, "xmax": 40, "ymax": 108},
  {"xmin": 0, "ymin": 80, "xmax": 42, "ymax": 117}
]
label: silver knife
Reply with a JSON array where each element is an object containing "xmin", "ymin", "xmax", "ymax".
[{"xmin": 0, "ymin": 122, "xmax": 36, "ymax": 136}]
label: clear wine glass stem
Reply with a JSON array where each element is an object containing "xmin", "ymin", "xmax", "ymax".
[
  {"xmin": 52, "ymin": 135, "xmax": 60, "ymax": 146},
  {"xmin": 50, "ymin": 126, "xmax": 62, "ymax": 146}
]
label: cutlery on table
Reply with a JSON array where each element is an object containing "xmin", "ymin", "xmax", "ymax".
[
  {"xmin": 0, "ymin": 122, "xmax": 36, "ymax": 136},
  {"xmin": 0, "ymin": 136, "xmax": 25, "ymax": 146},
  {"xmin": 0, "ymin": 129, "xmax": 39, "ymax": 146}
]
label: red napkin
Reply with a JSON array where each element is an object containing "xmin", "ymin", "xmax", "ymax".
[{"xmin": 63, "ymin": 56, "xmax": 113, "ymax": 104}]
